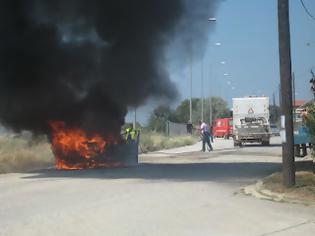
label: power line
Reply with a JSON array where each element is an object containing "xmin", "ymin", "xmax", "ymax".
[{"xmin": 300, "ymin": 0, "xmax": 315, "ymax": 21}]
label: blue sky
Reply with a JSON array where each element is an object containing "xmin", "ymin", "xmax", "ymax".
[{"xmin": 127, "ymin": 0, "xmax": 315, "ymax": 124}]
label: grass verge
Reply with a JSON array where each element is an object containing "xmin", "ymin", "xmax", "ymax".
[
  {"xmin": 263, "ymin": 171, "xmax": 315, "ymax": 205},
  {"xmin": 0, "ymin": 135, "xmax": 54, "ymax": 174},
  {"xmin": 139, "ymin": 132, "xmax": 198, "ymax": 153}
]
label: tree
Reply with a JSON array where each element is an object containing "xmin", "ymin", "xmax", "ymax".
[
  {"xmin": 171, "ymin": 98, "xmax": 199, "ymax": 123},
  {"xmin": 146, "ymin": 97, "xmax": 231, "ymax": 133},
  {"xmin": 304, "ymin": 104, "xmax": 315, "ymax": 173},
  {"xmin": 147, "ymin": 105, "xmax": 172, "ymax": 133},
  {"xmin": 204, "ymin": 97, "xmax": 231, "ymax": 123},
  {"xmin": 305, "ymin": 104, "xmax": 315, "ymax": 142},
  {"xmin": 171, "ymin": 96, "xmax": 230, "ymax": 124},
  {"xmin": 269, "ymin": 105, "xmax": 281, "ymax": 124}
]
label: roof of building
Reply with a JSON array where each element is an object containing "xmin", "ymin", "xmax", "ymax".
[{"xmin": 294, "ymin": 100, "xmax": 306, "ymax": 107}]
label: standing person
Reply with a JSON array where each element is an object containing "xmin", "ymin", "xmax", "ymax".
[
  {"xmin": 124, "ymin": 125, "xmax": 133, "ymax": 143},
  {"xmin": 199, "ymin": 120, "xmax": 213, "ymax": 152},
  {"xmin": 124, "ymin": 124, "xmax": 137, "ymax": 143},
  {"xmin": 209, "ymin": 124, "xmax": 214, "ymax": 143},
  {"xmin": 186, "ymin": 120, "xmax": 193, "ymax": 135}
]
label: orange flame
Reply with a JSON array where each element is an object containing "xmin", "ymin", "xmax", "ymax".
[{"xmin": 49, "ymin": 121, "xmax": 120, "ymax": 170}]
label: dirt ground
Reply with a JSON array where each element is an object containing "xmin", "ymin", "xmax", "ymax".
[{"xmin": 263, "ymin": 171, "xmax": 315, "ymax": 205}]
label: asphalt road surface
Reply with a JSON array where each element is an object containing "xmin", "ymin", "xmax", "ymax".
[{"xmin": 1, "ymin": 137, "xmax": 315, "ymax": 236}]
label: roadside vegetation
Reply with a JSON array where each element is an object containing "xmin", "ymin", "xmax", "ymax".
[
  {"xmin": 263, "ymin": 171, "xmax": 315, "ymax": 205},
  {"xmin": 304, "ymin": 104, "xmax": 315, "ymax": 166},
  {"xmin": 305, "ymin": 104, "xmax": 315, "ymax": 146},
  {"xmin": 139, "ymin": 131, "xmax": 197, "ymax": 153},
  {"xmin": 0, "ymin": 134, "xmax": 54, "ymax": 174}
]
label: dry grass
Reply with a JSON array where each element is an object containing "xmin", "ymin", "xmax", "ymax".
[
  {"xmin": 0, "ymin": 134, "xmax": 54, "ymax": 174},
  {"xmin": 140, "ymin": 132, "xmax": 197, "ymax": 153},
  {"xmin": 263, "ymin": 171, "xmax": 315, "ymax": 204}
]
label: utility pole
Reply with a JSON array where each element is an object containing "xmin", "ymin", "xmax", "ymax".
[
  {"xmin": 273, "ymin": 92, "xmax": 276, "ymax": 106},
  {"xmin": 209, "ymin": 97, "xmax": 212, "ymax": 124},
  {"xmin": 209, "ymin": 64, "xmax": 213, "ymax": 125},
  {"xmin": 278, "ymin": 84, "xmax": 282, "ymax": 107},
  {"xmin": 278, "ymin": 0, "xmax": 295, "ymax": 187},
  {"xmin": 189, "ymin": 40, "xmax": 193, "ymax": 123},
  {"xmin": 292, "ymin": 72, "xmax": 296, "ymax": 123},
  {"xmin": 133, "ymin": 107, "xmax": 137, "ymax": 130},
  {"xmin": 206, "ymin": 18, "xmax": 217, "ymax": 125}
]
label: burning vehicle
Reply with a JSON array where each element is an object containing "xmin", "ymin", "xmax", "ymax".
[{"xmin": 49, "ymin": 121, "xmax": 139, "ymax": 169}]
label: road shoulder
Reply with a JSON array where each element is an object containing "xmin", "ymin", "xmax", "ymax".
[{"xmin": 242, "ymin": 170, "xmax": 315, "ymax": 207}]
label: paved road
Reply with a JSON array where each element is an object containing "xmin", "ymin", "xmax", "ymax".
[{"xmin": 1, "ymin": 137, "xmax": 314, "ymax": 236}]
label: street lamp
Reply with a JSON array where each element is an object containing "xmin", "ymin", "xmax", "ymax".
[
  {"xmin": 189, "ymin": 38, "xmax": 193, "ymax": 123},
  {"xmin": 201, "ymin": 60, "xmax": 204, "ymax": 121},
  {"xmin": 205, "ymin": 17, "xmax": 217, "ymax": 125}
]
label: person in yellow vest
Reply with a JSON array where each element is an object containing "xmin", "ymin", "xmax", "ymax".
[
  {"xmin": 125, "ymin": 125, "xmax": 138, "ymax": 143},
  {"xmin": 125, "ymin": 126, "xmax": 132, "ymax": 142},
  {"xmin": 131, "ymin": 128, "xmax": 137, "ymax": 140}
]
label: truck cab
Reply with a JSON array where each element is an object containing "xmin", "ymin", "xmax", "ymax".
[{"xmin": 213, "ymin": 118, "xmax": 233, "ymax": 139}]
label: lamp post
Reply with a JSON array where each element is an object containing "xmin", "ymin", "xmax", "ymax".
[
  {"xmin": 207, "ymin": 17, "xmax": 217, "ymax": 125},
  {"xmin": 201, "ymin": 60, "xmax": 204, "ymax": 121},
  {"xmin": 189, "ymin": 40, "xmax": 193, "ymax": 123}
]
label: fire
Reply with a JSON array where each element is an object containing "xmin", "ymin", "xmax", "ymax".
[{"xmin": 49, "ymin": 121, "xmax": 120, "ymax": 170}]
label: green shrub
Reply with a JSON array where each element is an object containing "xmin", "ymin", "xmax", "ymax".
[{"xmin": 305, "ymin": 104, "xmax": 315, "ymax": 159}]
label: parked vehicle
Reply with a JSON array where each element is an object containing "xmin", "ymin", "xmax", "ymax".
[
  {"xmin": 213, "ymin": 118, "xmax": 233, "ymax": 139},
  {"xmin": 294, "ymin": 125, "xmax": 312, "ymax": 157},
  {"xmin": 270, "ymin": 124, "xmax": 280, "ymax": 136},
  {"xmin": 232, "ymin": 96, "xmax": 271, "ymax": 146}
]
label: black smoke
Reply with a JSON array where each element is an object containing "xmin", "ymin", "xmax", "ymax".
[{"xmin": 0, "ymin": 0, "xmax": 220, "ymax": 137}]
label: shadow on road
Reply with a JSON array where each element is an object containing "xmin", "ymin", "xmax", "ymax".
[
  {"xmin": 22, "ymin": 162, "xmax": 282, "ymax": 183},
  {"xmin": 239, "ymin": 143, "xmax": 282, "ymax": 148}
]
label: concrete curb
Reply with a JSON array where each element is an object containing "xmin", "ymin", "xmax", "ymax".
[{"xmin": 241, "ymin": 181, "xmax": 315, "ymax": 206}]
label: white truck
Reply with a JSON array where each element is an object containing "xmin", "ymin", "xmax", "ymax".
[{"xmin": 232, "ymin": 96, "xmax": 271, "ymax": 146}]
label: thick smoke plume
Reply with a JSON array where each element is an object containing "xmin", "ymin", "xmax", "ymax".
[{"xmin": 0, "ymin": 0, "xmax": 220, "ymax": 137}]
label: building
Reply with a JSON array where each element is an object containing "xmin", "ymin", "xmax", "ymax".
[{"xmin": 294, "ymin": 100, "xmax": 306, "ymax": 123}]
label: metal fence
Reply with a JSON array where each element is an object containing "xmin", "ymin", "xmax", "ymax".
[{"xmin": 165, "ymin": 120, "xmax": 188, "ymax": 136}]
